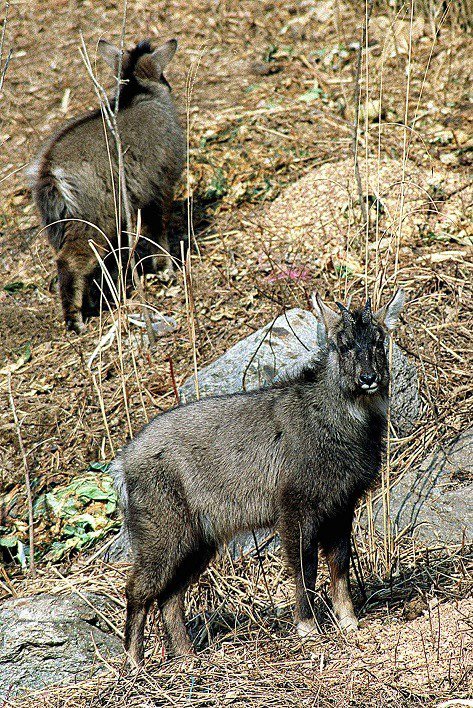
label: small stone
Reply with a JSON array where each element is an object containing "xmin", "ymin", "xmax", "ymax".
[
  {"xmin": 359, "ymin": 99, "xmax": 384, "ymax": 123},
  {"xmin": 250, "ymin": 61, "xmax": 282, "ymax": 76},
  {"xmin": 439, "ymin": 152, "xmax": 457, "ymax": 165},
  {"xmin": 403, "ymin": 596, "xmax": 428, "ymax": 621}
]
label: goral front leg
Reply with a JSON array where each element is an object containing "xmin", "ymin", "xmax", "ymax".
[
  {"xmin": 320, "ymin": 516, "xmax": 358, "ymax": 632},
  {"xmin": 278, "ymin": 507, "xmax": 319, "ymax": 638}
]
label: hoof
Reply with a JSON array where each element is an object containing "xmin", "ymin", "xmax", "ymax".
[
  {"xmin": 338, "ymin": 615, "xmax": 359, "ymax": 633},
  {"xmin": 66, "ymin": 317, "xmax": 86, "ymax": 334},
  {"xmin": 296, "ymin": 620, "xmax": 318, "ymax": 639},
  {"xmin": 125, "ymin": 650, "xmax": 144, "ymax": 671},
  {"xmin": 160, "ymin": 267, "xmax": 176, "ymax": 283}
]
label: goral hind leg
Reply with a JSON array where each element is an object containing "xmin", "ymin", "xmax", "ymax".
[{"xmin": 56, "ymin": 223, "xmax": 98, "ymax": 333}]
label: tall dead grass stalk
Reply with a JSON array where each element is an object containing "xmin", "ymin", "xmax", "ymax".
[
  {"xmin": 7, "ymin": 373, "xmax": 36, "ymax": 578},
  {"xmin": 184, "ymin": 51, "xmax": 205, "ymax": 399},
  {"xmin": 0, "ymin": 0, "xmax": 11, "ymax": 94},
  {"xmin": 347, "ymin": 0, "xmax": 425, "ymax": 575}
]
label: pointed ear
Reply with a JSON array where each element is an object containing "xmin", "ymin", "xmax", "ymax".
[
  {"xmin": 98, "ymin": 40, "xmax": 122, "ymax": 70},
  {"xmin": 374, "ymin": 289, "xmax": 405, "ymax": 331},
  {"xmin": 311, "ymin": 292, "xmax": 341, "ymax": 333},
  {"xmin": 151, "ymin": 38, "xmax": 178, "ymax": 71}
]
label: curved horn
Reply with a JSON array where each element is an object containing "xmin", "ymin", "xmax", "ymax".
[
  {"xmin": 362, "ymin": 297, "xmax": 372, "ymax": 324},
  {"xmin": 336, "ymin": 301, "xmax": 354, "ymax": 328}
]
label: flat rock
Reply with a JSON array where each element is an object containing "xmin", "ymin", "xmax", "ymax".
[
  {"xmin": 0, "ymin": 592, "xmax": 122, "ymax": 697},
  {"xmin": 369, "ymin": 429, "xmax": 473, "ymax": 546},
  {"xmin": 180, "ymin": 308, "xmax": 420, "ymax": 436}
]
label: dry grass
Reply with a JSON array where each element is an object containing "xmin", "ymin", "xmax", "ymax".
[
  {"xmin": 3, "ymin": 543, "xmax": 472, "ymax": 706},
  {"xmin": 0, "ymin": 0, "xmax": 472, "ymax": 705}
]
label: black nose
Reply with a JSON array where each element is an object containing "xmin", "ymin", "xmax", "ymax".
[{"xmin": 359, "ymin": 372, "xmax": 377, "ymax": 386}]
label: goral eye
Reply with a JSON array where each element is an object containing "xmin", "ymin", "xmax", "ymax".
[{"xmin": 339, "ymin": 344, "xmax": 350, "ymax": 355}]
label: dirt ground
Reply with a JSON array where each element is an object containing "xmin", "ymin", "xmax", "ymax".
[{"xmin": 0, "ymin": 0, "xmax": 472, "ymax": 705}]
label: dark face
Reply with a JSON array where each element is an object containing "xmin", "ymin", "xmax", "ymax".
[{"xmin": 332, "ymin": 308, "xmax": 389, "ymax": 397}]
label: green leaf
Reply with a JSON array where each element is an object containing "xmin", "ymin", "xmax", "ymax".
[
  {"xmin": 263, "ymin": 44, "xmax": 278, "ymax": 63},
  {"xmin": 205, "ymin": 168, "xmax": 228, "ymax": 201},
  {"xmin": 298, "ymin": 87, "xmax": 323, "ymax": 103},
  {"xmin": 43, "ymin": 492, "xmax": 62, "ymax": 515},
  {"xmin": 45, "ymin": 540, "xmax": 67, "ymax": 561},
  {"xmin": 4, "ymin": 281, "xmax": 25, "ymax": 293},
  {"xmin": 62, "ymin": 514, "xmax": 96, "ymax": 537},
  {"xmin": 17, "ymin": 540, "xmax": 27, "ymax": 568},
  {"xmin": 77, "ymin": 484, "xmax": 111, "ymax": 501},
  {"xmin": 10, "ymin": 468, "xmax": 119, "ymax": 563},
  {"xmin": 0, "ymin": 342, "xmax": 32, "ymax": 376},
  {"xmin": 0, "ymin": 534, "xmax": 19, "ymax": 548},
  {"xmin": 88, "ymin": 461, "xmax": 110, "ymax": 473},
  {"xmin": 20, "ymin": 342, "xmax": 32, "ymax": 364},
  {"xmin": 334, "ymin": 263, "xmax": 354, "ymax": 278},
  {"xmin": 105, "ymin": 500, "xmax": 117, "ymax": 514}
]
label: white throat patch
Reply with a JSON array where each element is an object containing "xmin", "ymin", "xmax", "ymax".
[{"xmin": 347, "ymin": 400, "xmax": 367, "ymax": 425}]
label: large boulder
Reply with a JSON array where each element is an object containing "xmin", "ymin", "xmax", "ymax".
[
  {"xmin": 180, "ymin": 308, "xmax": 420, "ymax": 436},
  {"xmin": 368, "ymin": 428, "xmax": 473, "ymax": 545},
  {"xmin": 0, "ymin": 593, "xmax": 122, "ymax": 697},
  {"xmin": 180, "ymin": 309, "xmax": 322, "ymax": 403}
]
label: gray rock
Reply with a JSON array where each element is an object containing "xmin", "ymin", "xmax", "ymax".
[
  {"xmin": 369, "ymin": 429, "xmax": 473, "ymax": 546},
  {"xmin": 180, "ymin": 309, "xmax": 322, "ymax": 403},
  {"xmin": 107, "ymin": 524, "xmax": 280, "ymax": 563},
  {"xmin": 227, "ymin": 528, "xmax": 279, "ymax": 559},
  {"xmin": 180, "ymin": 308, "xmax": 420, "ymax": 436},
  {"xmin": 0, "ymin": 593, "xmax": 122, "ymax": 697},
  {"xmin": 389, "ymin": 341, "xmax": 421, "ymax": 437},
  {"xmin": 106, "ymin": 527, "xmax": 131, "ymax": 563}
]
